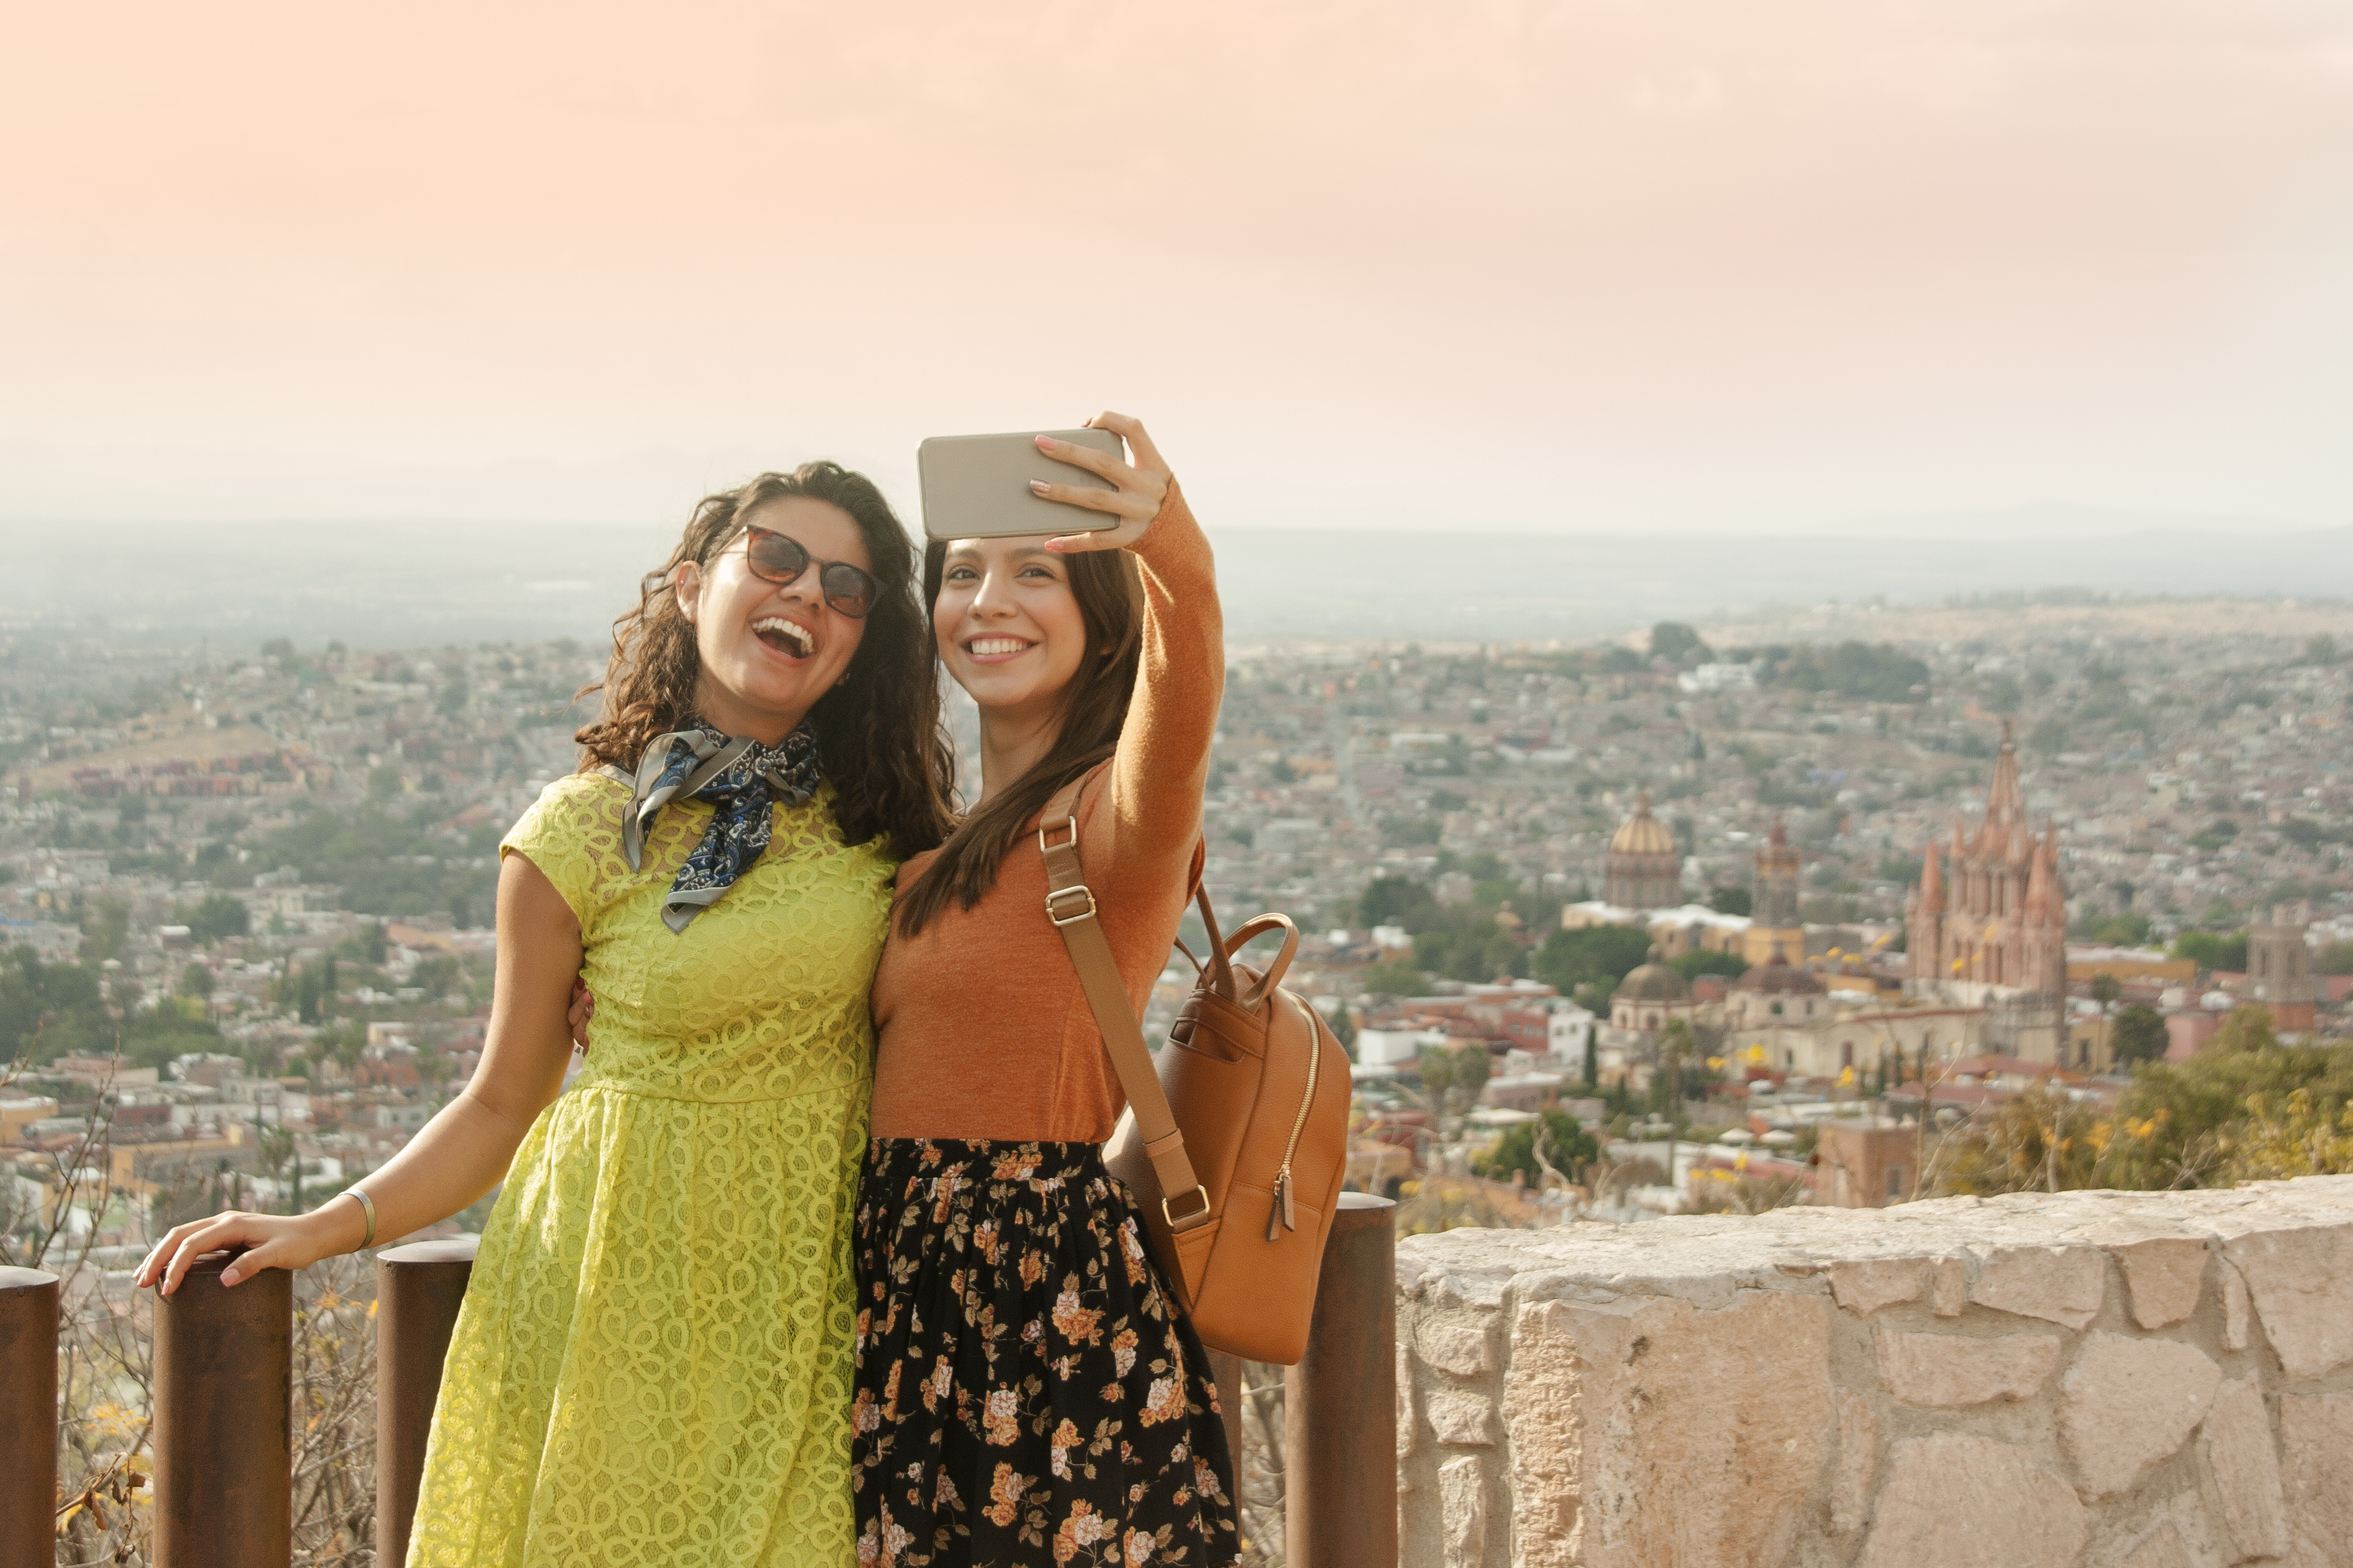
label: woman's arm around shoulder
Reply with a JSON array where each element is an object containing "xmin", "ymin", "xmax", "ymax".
[{"xmin": 135, "ymin": 850, "xmax": 584, "ymax": 1293}]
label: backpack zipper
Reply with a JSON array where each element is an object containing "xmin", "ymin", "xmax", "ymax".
[{"xmin": 1267, "ymin": 993, "xmax": 1322, "ymax": 1241}]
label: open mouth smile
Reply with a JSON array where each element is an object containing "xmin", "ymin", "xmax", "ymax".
[
  {"xmin": 752, "ymin": 616, "xmax": 815, "ymax": 659},
  {"xmin": 964, "ymin": 636, "xmax": 1034, "ymax": 663}
]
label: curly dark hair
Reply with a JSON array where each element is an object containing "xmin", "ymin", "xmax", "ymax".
[
  {"xmin": 893, "ymin": 539, "xmax": 1145, "ymax": 936},
  {"xmin": 574, "ymin": 463, "xmax": 957, "ymax": 855}
]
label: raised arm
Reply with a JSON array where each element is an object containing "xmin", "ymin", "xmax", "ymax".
[
  {"xmin": 1033, "ymin": 413, "xmax": 1224, "ymax": 864},
  {"xmin": 135, "ymin": 850, "xmax": 583, "ymax": 1294},
  {"xmin": 1109, "ymin": 480, "xmax": 1222, "ymax": 843}
]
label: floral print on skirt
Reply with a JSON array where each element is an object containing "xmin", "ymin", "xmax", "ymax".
[{"xmin": 854, "ymin": 1139, "xmax": 1241, "ymax": 1567}]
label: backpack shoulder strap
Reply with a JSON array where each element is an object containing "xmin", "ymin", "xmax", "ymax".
[{"xmin": 1038, "ymin": 773, "xmax": 1212, "ymax": 1232}]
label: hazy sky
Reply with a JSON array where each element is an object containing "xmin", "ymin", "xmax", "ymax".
[{"xmin": 5, "ymin": 1, "xmax": 2349, "ymax": 536}]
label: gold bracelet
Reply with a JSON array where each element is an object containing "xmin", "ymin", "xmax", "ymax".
[{"xmin": 340, "ymin": 1187, "xmax": 377, "ymax": 1250}]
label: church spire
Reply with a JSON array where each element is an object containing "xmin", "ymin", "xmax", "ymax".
[
  {"xmin": 1918, "ymin": 841, "xmax": 1944, "ymax": 910},
  {"xmin": 2038, "ymin": 825, "xmax": 2066, "ymax": 927},
  {"xmin": 2023, "ymin": 833, "xmax": 2054, "ymax": 923},
  {"xmin": 1983, "ymin": 720, "xmax": 2026, "ymax": 837}
]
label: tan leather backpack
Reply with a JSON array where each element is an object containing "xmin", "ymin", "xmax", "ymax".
[{"xmin": 1039, "ymin": 779, "xmax": 1354, "ymax": 1366}]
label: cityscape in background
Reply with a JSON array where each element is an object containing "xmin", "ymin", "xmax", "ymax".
[{"xmin": 11, "ymin": 581, "xmax": 2353, "ymax": 1259}]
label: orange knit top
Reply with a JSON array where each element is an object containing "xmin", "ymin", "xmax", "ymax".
[{"xmin": 868, "ymin": 485, "xmax": 1222, "ymax": 1144}]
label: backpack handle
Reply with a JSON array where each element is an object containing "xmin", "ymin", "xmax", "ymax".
[
  {"xmin": 1219, "ymin": 912, "xmax": 1300, "ymax": 1010},
  {"xmin": 1192, "ymin": 883, "xmax": 1237, "ymax": 1000}
]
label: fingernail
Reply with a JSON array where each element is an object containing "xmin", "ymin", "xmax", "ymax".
[
  {"xmin": 1034, "ymin": 435, "xmax": 1054, "ymax": 449},
  {"xmin": 1044, "ymin": 539, "xmax": 1067, "ymax": 553},
  {"xmin": 221, "ymin": 1270, "xmax": 238, "ymax": 1287},
  {"xmin": 1029, "ymin": 480, "xmax": 1049, "ymax": 492}
]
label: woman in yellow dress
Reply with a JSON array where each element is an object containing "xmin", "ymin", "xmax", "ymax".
[{"xmin": 137, "ymin": 461, "xmax": 955, "ymax": 1567}]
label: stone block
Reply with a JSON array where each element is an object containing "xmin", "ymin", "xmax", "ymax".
[
  {"xmin": 1855, "ymin": 1433, "xmax": 2087, "ymax": 1568},
  {"xmin": 1969, "ymin": 1243, "xmax": 2107, "ymax": 1329},
  {"xmin": 2103, "ymin": 1234, "xmax": 2209, "ymax": 1330},
  {"xmin": 1440, "ymin": 1454, "xmax": 1487, "ymax": 1568},
  {"xmin": 2198, "ymin": 1373, "xmax": 2286, "ymax": 1563},
  {"xmin": 1829, "ymin": 1257, "xmax": 1922, "ymax": 1314},
  {"xmin": 2220, "ymin": 1261, "xmax": 2251, "ymax": 1351},
  {"xmin": 1398, "ymin": 1343, "xmax": 1418, "ymax": 1462},
  {"xmin": 2059, "ymin": 1332, "xmax": 2223, "ymax": 1498},
  {"xmin": 1830, "ymin": 1390, "xmax": 1878, "ymax": 1536},
  {"xmin": 1420, "ymin": 1318, "xmax": 1495, "ymax": 1379},
  {"xmin": 2277, "ymin": 1392, "xmax": 2353, "ymax": 1568},
  {"xmin": 1504, "ymin": 1302, "xmax": 1581, "ymax": 1568},
  {"xmin": 1430, "ymin": 1388, "xmax": 1497, "ymax": 1448},
  {"xmin": 2114, "ymin": 1524, "xmax": 2191, "ymax": 1568},
  {"xmin": 1928, "ymin": 1254, "xmax": 1970, "ymax": 1316},
  {"xmin": 1876, "ymin": 1327, "xmax": 2063, "ymax": 1407},
  {"xmin": 2220, "ymin": 1220, "xmax": 2353, "ymax": 1379},
  {"xmin": 1555, "ymin": 1289, "xmax": 1832, "ymax": 1568}
]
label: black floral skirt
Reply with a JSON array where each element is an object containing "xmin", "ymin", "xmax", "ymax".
[{"xmin": 853, "ymin": 1139, "xmax": 1240, "ymax": 1568}]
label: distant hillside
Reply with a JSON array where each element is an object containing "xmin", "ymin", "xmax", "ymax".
[{"xmin": 2, "ymin": 516, "xmax": 2348, "ymax": 649}]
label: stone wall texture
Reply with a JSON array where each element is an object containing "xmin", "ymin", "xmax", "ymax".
[{"xmin": 1394, "ymin": 1174, "xmax": 2353, "ymax": 1568}]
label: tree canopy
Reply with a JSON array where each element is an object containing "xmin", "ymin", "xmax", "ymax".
[
  {"xmin": 1671, "ymin": 949, "xmax": 1750, "ymax": 982},
  {"xmin": 1476, "ymin": 1108, "xmax": 1601, "ymax": 1187},
  {"xmin": 1706, "ymin": 885, "xmax": 1753, "ymax": 917},
  {"xmin": 2110, "ymin": 1003, "xmax": 2167, "ymax": 1066},
  {"xmin": 2172, "ymin": 930, "xmax": 2250, "ymax": 973},
  {"xmin": 1532, "ymin": 925, "xmax": 1654, "ymax": 995}
]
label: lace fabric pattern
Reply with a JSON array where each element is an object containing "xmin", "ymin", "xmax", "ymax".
[{"xmin": 404, "ymin": 773, "xmax": 895, "ymax": 1568}]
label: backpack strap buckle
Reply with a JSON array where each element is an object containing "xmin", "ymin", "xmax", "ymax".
[
  {"xmin": 1162, "ymin": 1185, "xmax": 1213, "ymax": 1230},
  {"xmin": 1046, "ymin": 885, "xmax": 1098, "ymax": 927}
]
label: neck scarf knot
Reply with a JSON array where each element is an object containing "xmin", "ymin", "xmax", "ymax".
[{"xmin": 620, "ymin": 722, "xmax": 822, "ymax": 932}]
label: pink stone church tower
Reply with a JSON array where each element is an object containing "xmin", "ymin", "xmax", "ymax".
[{"xmin": 1907, "ymin": 723, "xmax": 2068, "ymax": 995}]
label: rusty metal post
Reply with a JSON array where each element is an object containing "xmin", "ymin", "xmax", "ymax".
[
  {"xmin": 153, "ymin": 1248, "xmax": 292, "ymax": 1568},
  {"xmin": 0, "ymin": 1268, "xmax": 60, "ymax": 1568},
  {"xmin": 1285, "ymin": 1192, "xmax": 1397, "ymax": 1568},
  {"xmin": 376, "ymin": 1236, "xmax": 478, "ymax": 1568}
]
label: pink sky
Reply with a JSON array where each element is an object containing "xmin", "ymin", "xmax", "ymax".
[{"xmin": 4, "ymin": 1, "xmax": 2348, "ymax": 535}]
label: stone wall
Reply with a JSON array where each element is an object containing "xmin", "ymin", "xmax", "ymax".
[{"xmin": 1394, "ymin": 1174, "xmax": 2353, "ymax": 1567}]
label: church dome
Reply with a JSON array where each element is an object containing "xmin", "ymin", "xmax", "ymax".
[
  {"xmin": 1612, "ymin": 949, "xmax": 1692, "ymax": 1004},
  {"xmin": 1733, "ymin": 954, "xmax": 1825, "ymax": 996},
  {"xmin": 1610, "ymin": 793, "xmax": 1676, "ymax": 857}
]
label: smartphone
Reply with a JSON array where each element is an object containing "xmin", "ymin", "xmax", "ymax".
[{"xmin": 917, "ymin": 428, "xmax": 1124, "ymax": 541}]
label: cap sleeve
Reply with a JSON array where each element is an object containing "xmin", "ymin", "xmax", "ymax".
[{"xmin": 500, "ymin": 773, "xmax": 632, "ymax": 934}]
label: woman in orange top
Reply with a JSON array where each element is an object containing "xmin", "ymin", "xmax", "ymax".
[{"xmin": 856, "ymin": 413, "xmax": 1236, "ymax": 1567}]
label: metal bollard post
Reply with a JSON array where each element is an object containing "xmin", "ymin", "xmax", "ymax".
[
  {"xmin": 375, "ymin": 1236, "xmax": 478, "ymax": 1568},
  {"xmin": 1285, "ymin": 1192, "xmax": 1398, "ymax": 1568},
  {"xmin": 0, "ymin": 1268, "xmax": 60, "ymax": 1568},
  {"xmin": 153, "ymin": 1248, "xmax": 292, "ymax": 1568},
  {"xmin": 1206, "ymin": 1348, "xmax": 1246, "ymax": 1490}
]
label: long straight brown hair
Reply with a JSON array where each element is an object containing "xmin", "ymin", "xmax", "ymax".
[
  {"xmin": 893, "ymin": 539, "xmax": 1145, "ymax": 936},
  {"xmin": 574, "ymin": 462, "xmax": 957, "ymax": 856}
]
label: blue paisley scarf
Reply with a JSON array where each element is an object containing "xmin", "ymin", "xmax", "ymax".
[{"xmin": 618, "ymin": 721, "xmax": 823, "ymax": 932}]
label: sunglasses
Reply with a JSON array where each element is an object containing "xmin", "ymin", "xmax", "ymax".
[{"xmin": 734, "ymin": 526, "xmax": 878, "ymax": 619}]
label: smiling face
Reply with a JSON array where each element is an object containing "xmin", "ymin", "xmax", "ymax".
[
  {"xmin": 675, "ymin": 495, "xmax": 870, "ymax": 742},
  {"xmin": 932, "ymin": 537, "xmax": 1092, "ymax": 720}
]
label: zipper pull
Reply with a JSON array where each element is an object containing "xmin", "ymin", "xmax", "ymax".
[
  {"xmin": 1277, "ymin": 1165, "xmax": 1298, "ymax": 1236},
  {"xmin": 1267, "ymin": 1170, "xmax": 1288, "ymax": 1241}
]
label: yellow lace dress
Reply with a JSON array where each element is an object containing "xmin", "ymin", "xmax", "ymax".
[{"xmin": 405, "ymin": 773, "xmax": 893, "ymax": 1568}]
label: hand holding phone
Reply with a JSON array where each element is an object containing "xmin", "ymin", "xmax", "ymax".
[{"xmin": 918, "ymin": 413, "xmax": 1171, "ymax": 553}]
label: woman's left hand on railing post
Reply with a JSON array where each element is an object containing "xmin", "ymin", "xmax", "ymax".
[{"xmin": 134, "ymin": 1197, "xmax": 369, "ymax": 1294}]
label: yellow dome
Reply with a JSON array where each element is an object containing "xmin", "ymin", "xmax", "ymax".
[{"xmin": 1610, "ymin": 792, "xmax": 1676, "ymax": 857}]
